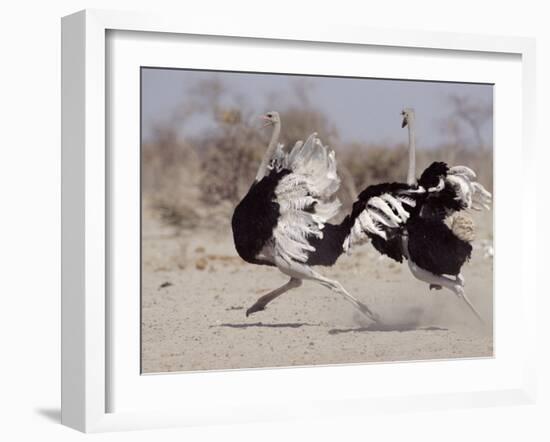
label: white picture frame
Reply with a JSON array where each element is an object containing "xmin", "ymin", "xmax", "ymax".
[{"xmin": 61, "ymin": 9, "xmax": 537, "ymax": 433}]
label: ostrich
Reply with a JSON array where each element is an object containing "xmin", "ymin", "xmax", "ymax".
[
  {"xmin": 232, "ymin": 111, "xmax": 379, "ymax": 321},
  {"xmin": 342, "ymin": 109, "xmax": 492, "ymax": 322}
]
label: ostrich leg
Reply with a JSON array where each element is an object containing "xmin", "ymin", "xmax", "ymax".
[
  {"xmin": 309, "ymin": 272, "xmax": 381, "ymax": 323},
  {"xmin": 273, "ymin": 258, "xmax": 380, "ymax": 323},
  {"xmin": 401, "ymin": 236, "xmax": 483, "ymax": 322},
  {"xmin": 453, "ymin": 283, "xmax": 484, "ymax": 323},
  {"xmin": 407, "ymin": 261, "xmax": 483, "ymax": 323},
  {"xmin": 246, "ymin": 277, "xmax": 302, "ymax": 317}
]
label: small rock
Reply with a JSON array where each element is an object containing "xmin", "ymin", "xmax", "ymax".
[{"xmin": 195, "ymin": 257, "xmax": 208, "ymax": 270}]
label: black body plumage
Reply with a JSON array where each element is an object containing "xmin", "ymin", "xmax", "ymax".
[
  {"xmin": 353, "ymin": 162, "xmax": 474, "ymax": 276},
  {"xmin": 306, "ymin": 221, "xmax": 351, "ymax": 266},
  {"xmin": 231, "ymin": 169, "xmax": 290, "ymax": 266},
  {"xmin": 406, "ymin": 216, "xmax": 472, "ymax": 276},
  {"xmin": 416, "ymin": 162, "xmax": 466, "ymax": 219}
]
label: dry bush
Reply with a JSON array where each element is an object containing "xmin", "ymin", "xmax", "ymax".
[
  {"xmin": 141, "ymin": 78, "xmax": 493, "ymax": 234},
  {"xmin": 442, "ymin": 95, "xmax": 493, "ymax": 150},
  {"xmin": 340, "ymin": 143, "xmax": 409, "ymax": 191},
  {"xmin": 142, "ymin": 125, "xmax": 203, "ymax": 231},
  {"xmin": 199, "ymin": 112, "xmax": 265, "ymax": 206},
  {"xmin": 340, "ymin": 142, "xmax": 493, "ymax": 195},
  {"xmin": 277, "ymin": 107, "xmax": 339, "ymax": 148}
]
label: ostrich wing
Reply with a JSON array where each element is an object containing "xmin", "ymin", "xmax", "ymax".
[
  {"xmin": 342, "ymin": 182, "xmax": 416, "ymax": 253},
  {"xmin": 270, "ymin": 134, "xmax": 341, "ymax": 264}
]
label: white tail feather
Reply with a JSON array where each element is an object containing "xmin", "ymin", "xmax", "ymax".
[
  {"xmin": 449, "ymin": 165, "xmax": 477, "ymax": 180},
  {"xmin": 447, "ymin": 164, "xmax": 492, "ymax": 211}
]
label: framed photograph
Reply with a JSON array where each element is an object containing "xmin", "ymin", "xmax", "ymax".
[{"xmin": 61, "ymin": 9, "xmax": 537, "ymax": 432}]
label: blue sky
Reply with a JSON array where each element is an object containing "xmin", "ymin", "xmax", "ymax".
[{"xmin": 142, "ymin": 68, "xmax": 493, "ymax": 149}]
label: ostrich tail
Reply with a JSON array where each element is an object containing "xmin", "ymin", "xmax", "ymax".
[
  {"xmin": 286, "ymin": 133, "xmax": 341, "ymax": 200},
  {"xmin": 445, "ymin": 212, "xmax": 475, "ymax": 242}
]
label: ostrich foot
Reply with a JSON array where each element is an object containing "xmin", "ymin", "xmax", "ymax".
[
  {"xmin": 453, "ymin": 285, "xmax": 484, "ymax": 324},
  {"xmin": 407, "ymin": 261, "xmax": 482, "ymax": 322},
  {"xmin": 244, "ymin": 278, "xmax": 302, "ymax": 318},
  {"xmin": 356, "ymin": 301, "xmax": 382, "ymax": 323},
  {"xmin": 245, "ymin": 303, "xmax": 266, "ymax": 317},
  {"xmin": 429, "ymin": 284, "xmax": 443, "ymax": 290}
]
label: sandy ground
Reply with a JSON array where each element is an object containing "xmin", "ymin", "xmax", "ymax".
[{"xmin": 141, "ymin": 208, "xmax": 493, "ymax": 373}]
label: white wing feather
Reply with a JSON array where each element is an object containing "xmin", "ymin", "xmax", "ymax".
[
  {"xmin": 269, "ymin": 134, "xmax": 341, "ymax": 264},
  {"xmin": 343, "ymin": 192, "xmax": 410, "ymax": 252},
  {"xmin": 381, "ymin": 194, "xmax": 410, "ymax": 221},
  {"xmin": 368, "ymin": 197, "xmax": 403, "ymax": 225}
]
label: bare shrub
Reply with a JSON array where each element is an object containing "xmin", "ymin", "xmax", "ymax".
[
  {"xmin": 199, "ymin": 112, "xmax": 265, "ymax": 205},
  {"xmin": 340, "ymin": 142, "xmax": 492, "ymax": 195},
  {"xmin": 439, "ymin": 94, "xmax": 493, "ymax": 152},
  {"xmin": 142, "ymin": 125, "xmax": 203, "ymax": 231},
  {"xmin": 340, "ymin": 143, "xmax": 408, "ymax": 191},
  {"xmin": 277, "ymin": 107, "xmax": 340, "ymax": 148},
  {"xmin": 141, "ymin": 77, "xmax": 493, "ymax": 235}
]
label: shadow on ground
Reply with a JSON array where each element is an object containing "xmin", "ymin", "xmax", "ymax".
[
  {"xmin": 329, "ymin": 324, "xmax": 447, "ymax": 334},
  {"xmin": 214, "ymin": 320, "xmax": 446, "ymax": 333},
  {"xmin": 214, "ymin": 322, "xmax": 321, "ymax": 329}
]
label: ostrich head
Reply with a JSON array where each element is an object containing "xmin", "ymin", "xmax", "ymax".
[
  {"xmin": 261, "ymin": 111, "xmax": 280, "ymax": 127},
  {"xmin": 401, "ymin": 108, "xmax": 415, "ymax": 128}
]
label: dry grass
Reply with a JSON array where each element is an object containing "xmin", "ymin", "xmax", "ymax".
[{"xmin": 142, "ymin": 130, "xmax": 492, "ymax": 234}]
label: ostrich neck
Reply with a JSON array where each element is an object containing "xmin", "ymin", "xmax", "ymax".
[
  {"xmin": 255, "ymin": 122, "xmax": 281, "ymax": 182},
  {"xmin": 406, "ymin": 120, "xmax": 416, "ymax": 185}
]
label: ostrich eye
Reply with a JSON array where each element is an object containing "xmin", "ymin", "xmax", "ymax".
[{"xmin": 267, "ymin": 113, "xmax": 272, "ymax": 118}]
